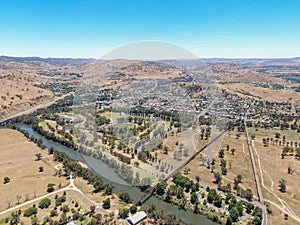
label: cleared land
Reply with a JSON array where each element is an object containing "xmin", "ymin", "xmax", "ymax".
[
  {"xmin": 184, "ymin": 130, "xmax": 258, "ymax": 198},
  {"xmin": 220, "ymin": 83, "xmax": 300, "ymax": 102},
  {"xmin": 0, "ymin": 129, "xmax": 68, "ymax": 212},
  {"xmin": 0, "ymin": 71, "xmax": 54, "ymax": 119},
  {"xmin": 247, "ymin": 127, "xmax": 300, "ymax": 225}
]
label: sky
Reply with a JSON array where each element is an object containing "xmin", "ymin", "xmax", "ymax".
[{"xmin": 0, "ymin": 0, "xmax": 300, "ymax": 58}]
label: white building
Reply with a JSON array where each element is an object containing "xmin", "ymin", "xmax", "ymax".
[{"xmin": 127, "ymin": 211, "xmax": 147, "ymax": 225}]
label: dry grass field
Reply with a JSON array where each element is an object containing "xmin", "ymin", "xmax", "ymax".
[
  {"xmin": 252, "ymin": 140, "xmax": 300, "ymax": 224},
  {"xmin": 0, "ymin": 129, "xmax": 68, "ymax": 212},
  {"xmin": 0, "ymin": 70, "xmax": 54, "ymax": 119},
  {"xmin": 220, "ymin": 83, "xmax": 300, "ymax": 102},
  {"xmin": 183, "ymin": 131, "xmax": 258, "ymax": 198},
  {"xmin": 245, "ymin": 127, "xmax": 300, "ymax": 224}
]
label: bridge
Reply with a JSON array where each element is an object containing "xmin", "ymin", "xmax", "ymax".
[{"xmin": 134, "ymin": 128, "xmax": 227, "ymax": 206}]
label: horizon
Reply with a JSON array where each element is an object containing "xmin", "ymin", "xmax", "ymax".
[
  {"xmin": 1, "ymin": 1, "xmax": 300, "ymax": 58},
  {"xmin": 1, "ymin": 55, "xmax": 300, "ymax": 60}
]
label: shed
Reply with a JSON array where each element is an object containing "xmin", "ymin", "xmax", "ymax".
[{"xmin": 127, "ymin": 211, "xmax": 147, "ymax": 225}]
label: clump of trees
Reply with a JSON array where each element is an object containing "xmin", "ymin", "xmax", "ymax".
[{"xmin": 39, "ymin": 198, "xmax": 51, "ymax": 209}]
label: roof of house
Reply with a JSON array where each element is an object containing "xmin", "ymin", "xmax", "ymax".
[{"xmin": 127, "ymin": 211, "xmax": 147, "ymax": 225}]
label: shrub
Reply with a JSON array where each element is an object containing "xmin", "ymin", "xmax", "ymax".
[
  {"xmin": 39, "ymin": 198, "xmax": 51, "ymax": 209},
  {"xmin": 23, "ymin": 206, "xmax": 37, "ymax": 217}
]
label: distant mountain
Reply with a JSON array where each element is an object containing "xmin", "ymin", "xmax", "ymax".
[{"xmin": 0, "ymin": 56, "xmax": 96, "ymax": 67}]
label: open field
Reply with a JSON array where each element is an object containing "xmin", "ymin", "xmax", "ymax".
[
  {"xmin": 0, "ymin": 71, "xmax": 54, "ymax": 119},
  {"xmin": 183, "ymin": 130, "xmax": 258, "ymax": 198},
  {"xmin": 251, "ymin": 139, "xmax": 300, "ymax": 224},
  {"xmin": 0, "ymin": 129, "xmax": 68, "ymax": 212},
  {"xmin": 220, "ymin": 83, "xmax": 300, "ymax": 102}
]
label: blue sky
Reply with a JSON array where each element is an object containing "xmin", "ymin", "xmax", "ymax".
[{"xmin": 0, "ymin": 0, "xmax": 300, "ymax": 58}]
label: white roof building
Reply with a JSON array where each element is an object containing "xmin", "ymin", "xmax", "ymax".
[
  {"xmin": 127, "ymin": 211, "xmax": 147, "ymax": 225},
  {"xmin": 67, "ymin": 221, "xmax": 78, "ymax": 225}
]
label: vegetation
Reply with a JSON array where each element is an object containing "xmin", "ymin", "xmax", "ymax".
[{"xmin": 39, "ymin": 198, "xmax": 51, "ymax": 209}]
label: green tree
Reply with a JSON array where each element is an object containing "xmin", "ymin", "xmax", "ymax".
[
  {"xmin": 3, "ymin": 176, "xmax": 10, "ymax": 184},
  {"xmin": 35, "ymin": 153, "xmax": 42, "ymax": 161},
  {"xmin": 226, "ymin": 216, "xmax": 233, "ymax": 225},
  {"xmin": 119, "ymin": 208, "xmax": 129, "ymax": 219},
  {"xmin": 102, "ymin": 198, "xmax": 110, "ymax": 209},
  {"xmin": 119, "ymin": 190, "xmax": 131, "ymax": 203},
  {"xmin": 278, "ymin": 179, "xmax": 286, "ymax": 192},
  {"xmin": 130, "ymin": 205, "xmax": 137, "ymax": 214},
  {"xmin": 214, "ymin": 172, "xmax": 222, "ymax": 184},
  {"xmin": 229, "ymin": 207, "xmax": 239, "ymax": 222},
  {"xmin": 23, "ymin": 206, "xmax": 37, "ymax": 217},
  {"xmin": 156, "ymin": 182, "xmax": 167, "ymax": 195},
  {"xmin": 190, "ymin": 192, "xmax": 199, "ymax": 205},
  {"xmin": 39, "ymin": 198, "xmax": 51, "ymax": 209},
  {"xmin": 218, "ymin": 149, "xmax": 225, "ymax": 158}
]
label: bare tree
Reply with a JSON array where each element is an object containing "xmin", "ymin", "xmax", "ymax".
[
  {"xmin": 6, "ymin": 199, "xmax": 12, "ymax": 208},
  {"xmin": 16, "ymin": 195, "xmax": 21, "ymax": 204}
]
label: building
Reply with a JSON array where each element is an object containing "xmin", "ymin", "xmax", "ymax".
[
  {"xmin": 67, "ymin": 221, "xmax": 78, "ymax": 225},
  {"xmin": 127, "ymin": 211, "xmax": 147, "ymax": 225}
]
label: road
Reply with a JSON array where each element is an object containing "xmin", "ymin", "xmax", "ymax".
[
  {"xmin": 134, "ymin": 128, "xmax": 227, "ymax": 205},
  {"xmin": 0, "ymin": 173, "xmax": 115, "ymax": 217},
  {"xmin": 244, "ymin": 117, "xmax": 267, "ymax": 225},
  {"xmin": 0, "ymin": 92, "xmax": 74, "ymax": 124},
  {"xmin": 252, "ymin": 141, "xmax": 300, "ymax": 223}
]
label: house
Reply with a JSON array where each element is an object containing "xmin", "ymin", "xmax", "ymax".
[{"xmin": 127, "ymin": 211, "xmax": 147, "ymax": 225}]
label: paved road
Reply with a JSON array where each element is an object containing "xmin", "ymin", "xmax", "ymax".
[
  {"xmin": 244, "ymin": 117, "xmax": 267, "ymax": 225},
  {"xmin": 0, "ymin": 92, "xmax": 74, "ymax": 124}
]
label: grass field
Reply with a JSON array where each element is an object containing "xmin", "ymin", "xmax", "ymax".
[
  {"xmin": 184, "ymin": 131, "xmax": 257, "ymax": 198},
  {"xmin": 220, "ymin": 83, "xmax": 300, "ymax": 102},
  {"xmin": 0, "ymin": 129, "xmax": 68, "ymax": 212}
]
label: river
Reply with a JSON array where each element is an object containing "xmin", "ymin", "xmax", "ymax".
[{"xmin": 17, "ymin": 125, "xmax": 217, "ymax": 225}]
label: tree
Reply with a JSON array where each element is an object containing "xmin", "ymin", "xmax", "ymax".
[
  {"xmin": 156, "ymin": 182, "xmax": 167, "ymax": 195},
  {"xmin": 104, "ymin": 183, "xmax": 113, "ymax": 195},
  {"xmin": 102, "ymin": 198, "xmax": 110, "ymax": 209},
  {"xmin": 229, "ymin": 207, "xmax": 239, "ymax": 222},
  {"xmin": 278, "ymin": 179, "xmax": 286, "ymax": 192},
  {"xmin": 11, "ymin": 211, "xmax": 21, "ymax": 225},
  {"xmin": 48, "ymin": 147, "xmax": 54, "ymax": 155},
  {"xmin": 287, "ymin": 166, "xmax": 295, "ymax": 175},
  {"xmin": 31, "ymin": 216, "xmax": 38, "ymax": 225},
  {"xmin": 218, "ymin": 149, "xmax": 225, "ymax": 158},
  {"xmin": 119, "ymin": 208, "xmax": 129, "ymax": 219},
  {"xmin": 214, "ymin": 172, "xmax": 222, "ymax": 184},
  {"xmin": 23, "ymin": 206, "xmax": 37, "ymax": 217},
  {"xmin": 39, "ymin": 198, "xmax": 51, "ymax": 209},
  {"xmin": 39, "ymin": 166, "xmax": 44, "ymax": 172},
  {"xmin": 119, "ymin": 191, "xmax": 131, "ymax": 203},
  {"xmin": 244, "ymin": 188, "xmax": 253, "ymax": 201},
  {"xmin": 231, "ymin": 148, "xmax": 236, "ymax": 155},
  {"xmin": 234, "ymin": 174, "xmax": 242, "ymax": 189},
  {"xmin": 190, "ymin": 192, "xmax": 199, "ymax": 205},
  {"xmin": 221, "ymin": 166, "xmax": 228, "ymax": 175},
  {"xmin": 163, "ymin": 146, "xmax": 169, "ymax": 154},
  {"xmin": 226, "ymin": 216, "xmax": 233, "ymax": 225},
  {"xmin": 130, "ymin": 205, "xmax": 137, "ymax": 214},
  {"xmin": 35, "ymin": 153, "xmax": 42, "ymax": 161},
  {"xmin": 3, "ymin": 176, "xmax": 10, "ymax": 184},
  {"xmin": 50, "ymin": 209, "xmax": 57, "ymax": 217},
  {"xmin": 207, "ymin": 189, "xmax": 217, "ymax": 204}
]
